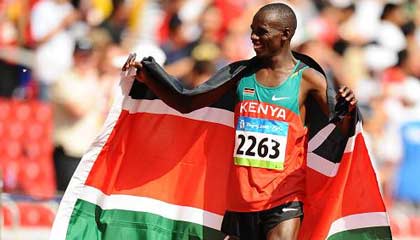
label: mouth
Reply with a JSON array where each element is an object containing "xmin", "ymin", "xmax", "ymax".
[{"xmin": 253, "ymin": 43, "xmax": 263, "ymax": 51}]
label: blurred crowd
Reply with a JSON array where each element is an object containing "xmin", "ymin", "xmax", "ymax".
[{"xmin": 1, "ymin": 0, "xmax": 420, "ymax": 230}]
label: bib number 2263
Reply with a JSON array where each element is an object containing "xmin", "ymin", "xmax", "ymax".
[
  {"xmin": 234, "ymin": 117, "xmax": 288, "ymax": 170},
  {"xmin": 236, "ymin": 135, "xmax": 280, "ymax": 159}
]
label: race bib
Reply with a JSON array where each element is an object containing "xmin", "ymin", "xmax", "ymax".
[{"xmin": 234, "ymin": 116, "xmax": 288, "ymax": 170}]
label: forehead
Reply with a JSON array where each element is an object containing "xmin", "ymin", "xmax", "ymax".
[{"xmin": 251, "ymin": 10, "xmax": 282, "ymax": 28}]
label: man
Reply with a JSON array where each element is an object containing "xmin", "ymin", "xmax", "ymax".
[
  {"xmin": 51, "ymin": 39, "xmax": 102, "ymax": 191},
  {"xmin": 31, "ymin": 0, "xmax": 80, "ymax": 100},
  {"xmin": 124, "ymin": 3, "xmax": 356, "ymax": 240}
]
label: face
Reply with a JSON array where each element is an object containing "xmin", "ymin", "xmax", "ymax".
[
  {"xmin": 201, "ymin": 6, "xmax": 222, "ymax": 33},
  {"xmin": 393, "ymin": 7, "xmax": 406, "ymax": 26},
  {"xmin": 250, "ymin": 11, "xmax": 288, "ymax": 57}
]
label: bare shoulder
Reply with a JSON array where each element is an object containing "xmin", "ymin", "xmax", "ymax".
[
  {"xmin": 301, "ymin": 68, "xmax": 327, "ymax": 91},
  {"xmin": 299, "ymin": 67, "xmax": 329, "ymax": 111}
]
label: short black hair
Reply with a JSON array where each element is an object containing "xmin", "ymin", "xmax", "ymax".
[
  {"xmin": 257, "ymin": 3, "xmax": 297, "ymax": 37},
  {"xmin": 332, "ymin": 38, "xmax": 350, "ymax": 56},
  {"xmin": 169, "ymin": 14, "xmax": 183, "ymax": 33},
  {"xmin": 380, "ymin": 3, "xmax": 399, "ymax": 20}
]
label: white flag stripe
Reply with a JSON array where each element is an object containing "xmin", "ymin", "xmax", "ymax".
[
  {"xmin": 344, "ymin": 135, "xmax": 356, "ymax": 153},
  {"xmin": 80, "ymin": 186, "xmax": 224, "ymax": 230},
  {"xmin": 327, "ymin": 212, "xmax": 390, "ymax": 238},
  {"xmin": 307, "ymin": 152, "xmax": 340, "ymax": 177},
  {"xmin": 307, "ymin": 123, "xmax": 336, "ymax": 152},
  {"xmin": 308, "ymin": 122, "xmax": 363, "ymax": 153},
  {"xmin": 123, "ymin": 98, "xmax": 234, "ymax": 128}
]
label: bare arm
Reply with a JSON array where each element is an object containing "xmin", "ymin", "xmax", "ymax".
[
  {"xmin": 301, "ymin": 69, "xmax": 357, "ymax": 136},
  {"xmin": 123, "ymin": 54, "xmax": 243, "ymax": 113}
]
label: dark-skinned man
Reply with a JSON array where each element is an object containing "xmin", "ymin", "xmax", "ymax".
[{"xmin": 123, "ymin": 3, "xmax": 357, "ymax": 240}]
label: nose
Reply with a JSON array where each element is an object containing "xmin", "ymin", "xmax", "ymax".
[{"xmin": 251, "ymin": 32, "xmax": 258, "ymax": 41}]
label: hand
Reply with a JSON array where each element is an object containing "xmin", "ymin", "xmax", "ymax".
[
  {"xmin": 337, "ymin": 86, "xmax": 357, "ymax": 114},
  {"xmin": 122, "ymin": 53, "xmax": 145, "ymax": 81}
]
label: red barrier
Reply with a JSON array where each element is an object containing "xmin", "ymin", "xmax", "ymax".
[
  {"xmin": 16, "ymin": 202, "xmax": 55, "ymax": 227},
  {"xmin": 1, "ymin": 205, "xmax": 13, "ymax": 227},
  {"xmin": 0, "ymin": 98, "xmax": 55, "ymax": 198}
]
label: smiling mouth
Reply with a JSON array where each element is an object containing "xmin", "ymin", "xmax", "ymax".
[{"xmin": 253, "ymin": 43, "xmax": 263, "ymax": 50}]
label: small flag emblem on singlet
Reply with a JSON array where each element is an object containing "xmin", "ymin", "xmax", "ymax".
[{"xmin": 243, "ymin": 88, "xmax": 255, "ymax": 96}]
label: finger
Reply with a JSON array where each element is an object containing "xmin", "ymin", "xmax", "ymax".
[
  {"xmin": 123, "ymin": 53, "xmax": 137, "ymax": 71},
  {"xmin": 340, "ymin": 88, "xmax": 351, "ymax": 98},
  {"xmin": 342, "ymin": 92, "xmax": 354, "ymax": 101},
  {"xmin": 130, "ymin": 53, "xmax": 136, "ymax": 65},
  {"xmin": 132, "ymin": 61, "xmax": 142, "ymax": 69},
  {"xmin": 122, "ymin": 54, "xmax": 134, "ymax": 71},
  {"xmin": 339, "ymin": 86, "xmax": 347, "ymax": 93},
  {"xmin": 337, "ymin": 86, "xmax": 348, "ymax": 99}
]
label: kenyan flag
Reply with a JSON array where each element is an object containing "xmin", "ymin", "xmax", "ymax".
[
  {"xmin": 300, "ymin": 121, "xmax": 392, "ymax": 239},
  {"xmin": 50, "ymin": 71, "xmax": 232, "ymax": 239},
  {"xmin": 50, "ymin": 57, "xmax": 392, "ymax": 239}
]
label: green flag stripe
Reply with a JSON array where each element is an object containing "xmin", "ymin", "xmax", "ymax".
[
  {"xmin": 234, "ymin": 157, "xmax": 284, "ymax": 170},
  {"xmin": 66, "ymin": 199, "xmax": 226, "ymax": 240},
  {"xmin": 327, "ymin": 226, "xmax": 392, "ymax": 240}
]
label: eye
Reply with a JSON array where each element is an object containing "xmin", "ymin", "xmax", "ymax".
[{"xmin": 252, "ymin": 28, "xmax": 268, "ymax": 36}]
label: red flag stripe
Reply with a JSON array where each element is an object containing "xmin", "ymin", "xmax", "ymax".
[
  {"xmin": 85, "ymin": 111, "xmax": 234, "ymax": 215},
  {"xmin": 301, "ymin": 132, "xmax": 389, "ymax": 239}
]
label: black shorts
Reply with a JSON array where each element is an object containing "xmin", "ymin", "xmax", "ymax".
[{"xmin": 221, "ymin": 201, "xmax": 303, "ymax": 240}]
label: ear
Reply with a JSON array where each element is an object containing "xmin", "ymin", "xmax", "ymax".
[{"xmin": 281, "ymin": 28, "xmax": 291, "ymax": 40}]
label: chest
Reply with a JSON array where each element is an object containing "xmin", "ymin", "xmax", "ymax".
[{"xmin": 236, "ymin": 73, "xmax": 300, "ymax": 115}]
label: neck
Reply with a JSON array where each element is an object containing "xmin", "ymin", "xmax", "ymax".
[{"xmin": 259, "ymin": 47, "xmax": 296, "ymax": 70}]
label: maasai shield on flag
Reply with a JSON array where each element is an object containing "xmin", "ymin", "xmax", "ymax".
[
  {"xmin": 300, "ymin": 121, "xmax": 392, "ymax": 239},
  {"xmin": 50, "ymin": 54, "xmax": 392, "ymax": 239}
]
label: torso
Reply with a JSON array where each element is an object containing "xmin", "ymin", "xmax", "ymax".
[{"xmin": 227, "ymin": 60, "xmax": 309, "ymax": 211}]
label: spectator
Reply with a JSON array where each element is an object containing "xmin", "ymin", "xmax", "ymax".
[
  {"xmin": 161, "ymin": 14, "xmax": 197, "ymax": 66},
  {"xmin": 98, "ymin": 0, "xmax": 130, "ymax": 44},
  {"xmin": 180, "ymin": 59, "xmax": 217, "ymax": 88},
  {"xmin": 51, "ymin": 38, "xmax": 103, "ymax": 191},
  {"xmin": 30, "ymin": 0, "xmax": 80, "ymax": 100},
  {"xmin": 377, "ymin": 3, "xmax": 407, "ymax": 53}
]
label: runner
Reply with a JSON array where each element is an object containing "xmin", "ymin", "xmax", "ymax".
[{"xmin": 124, "ymin": 3, "xmax": 357, "ymax": 240}]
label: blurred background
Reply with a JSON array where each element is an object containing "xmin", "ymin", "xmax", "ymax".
[{"xmin": 0, "ymin": 0, "xmax": 419, "ymax": 239}]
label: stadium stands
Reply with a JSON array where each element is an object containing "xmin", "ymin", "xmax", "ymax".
[{"xmin": 0, "ymin": 98, "xmax": 55, "ymax": 199}]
